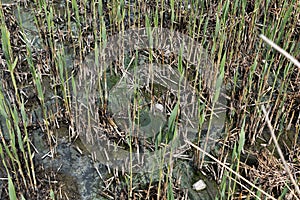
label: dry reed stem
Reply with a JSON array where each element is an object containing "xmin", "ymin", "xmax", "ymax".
[
  {"xmin": 261, "ymin": 105, "xmax": 300, "ymax": 199},
  {"xmin": 259, "ymin": 34, "xmax": 300, "ymax": 69}
]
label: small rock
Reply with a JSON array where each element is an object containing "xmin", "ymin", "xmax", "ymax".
[
  {"xmin": 193, "ymin": 179, "xmax": 207, "ymax": 191},
  {"xmin": 154, "ymin": 103, "xmax": 164, "ymax": 112}
]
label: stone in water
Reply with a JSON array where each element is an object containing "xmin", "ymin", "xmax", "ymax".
[{"xmin": 193, "ymin": 179, "xmax": 207, "ymax": 191}]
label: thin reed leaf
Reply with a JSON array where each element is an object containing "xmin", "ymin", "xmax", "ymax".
[
  {"xmin": 166, "ymin": 102, "xmax": 179, "ymax": 143},
  {"xmin": 237, "ymin": 119, "xmax": 245, "ymax": 155},
  {"xmin": 50, "ymin": 189, "xmax": 55, "ymax": 200},
  {"xmin": 167, "ymin": 179, "xmax": 175, "ymax": 200},
  {"xmin": 0, "ymin": 24, "xmax": 13, "ymax": 66},
  {"xmin": 8, "ymin": 175, "xmax": 17, "ymax": 200}
]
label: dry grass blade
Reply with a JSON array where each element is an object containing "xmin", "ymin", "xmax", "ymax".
[
  {"xmin": 259, "ymin": 34, "xmax": 300, "ymax": 69},
  {"xmin": 185, "ymin": 140, "xmax": 276, "ymax": 200},
  {"xmin": 261, "ymin": 105, "xmax": 300, "ymax": 199}
]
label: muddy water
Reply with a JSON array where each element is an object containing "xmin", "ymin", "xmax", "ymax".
[
  {"xmin": 33, "ymin": 125, "xmax": 219, "ymax": 199},
  {"xmin": 33, "ymin": 126, "xmax": 105, "ymax": 199}
]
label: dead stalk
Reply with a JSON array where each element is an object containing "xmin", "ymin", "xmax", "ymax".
[
  {"xmin": 259, "ymin": 34, "xmax": 300, "ymax": 69},
  {"xmin": 261, "ymin": 105, "xmax": 300, "ymax": 199}
]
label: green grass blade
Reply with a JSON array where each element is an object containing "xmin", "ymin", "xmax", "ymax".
[{"xmin": 8, "ymin": 175, "xmax": 17, "ymax": 200}]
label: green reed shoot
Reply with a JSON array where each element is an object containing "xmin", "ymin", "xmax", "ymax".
[
  {"xmin": 8, "ymin": 174, "xmax": 17, "ymax": 200},
  {"xmin": 0, "ymin": 9, "xmax": 38, "ymax": 193},
  {"xmin": 20, "ymin": 100, "xmax": 37, "ymax": 188},
  {"xmin": 0, "ymin": 24, "xmax": 20, "ymax": 103},
  {"xmin": 71, "ymin": 0, "xmax": 83, "ymax": 61},
  {"xmin": 167, "ymin": 178, "xmax": 175, "ymax": 200},
  {"xmin": 56, "ymin": 47, "xmax": 71, "ymax": 117}
]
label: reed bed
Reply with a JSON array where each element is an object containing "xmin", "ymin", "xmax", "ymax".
[{"xmin": 0, "ymin": 0, "xmax": 299, "ymax": 199}]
